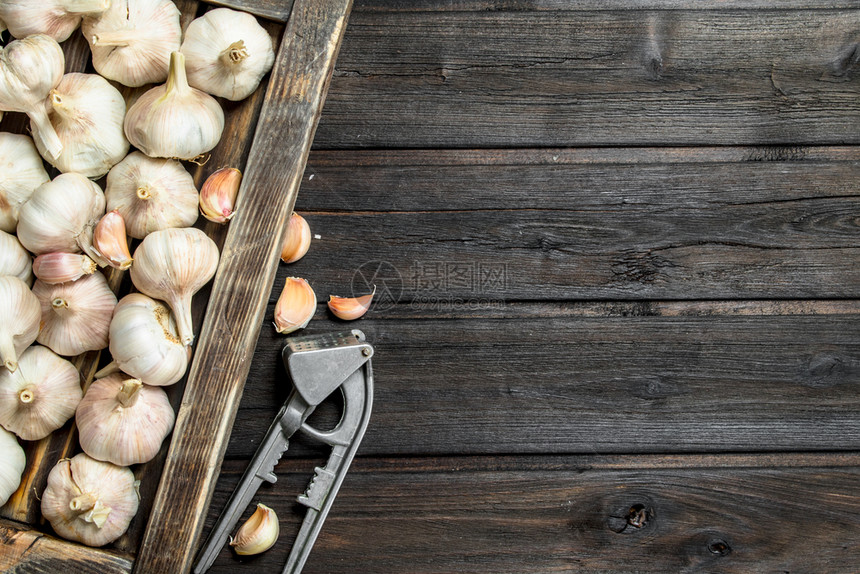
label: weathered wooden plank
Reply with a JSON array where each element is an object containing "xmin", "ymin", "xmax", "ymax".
[
  {"xmin": 133, "ymin": 1, "xmax": 354, "ymax": 572},
  {"xmin": 224, "ymin": 309, "xmax": 860, "ymax": 458},
  {"xmin": 208, "ymin": 0, "xmax": 295, "ymax": 22},
  {"xmin": 315, "ymin": 9, "xmax": 860, "ymax": 148},
  {"xmin": 203, "ymin": 454, "xmax": 860, "ymax": 573},
  {"xmin": 0, "ymin": 518, "xmax": 133, "ymax": 574},
  {"xmin": 358, "ymin": 0, "xmax": 860, "ymax": 10}
]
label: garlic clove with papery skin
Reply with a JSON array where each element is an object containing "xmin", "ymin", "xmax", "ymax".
[
  {"xmin": 280, "ymin": 212, "xmax": 311, "ymax": 264},
  {"xmin": 230, "ymin": 503, "xmax": 279, "ymax": 555},
  {"xmin": 199, "ymin": 167, "xmax": 241, "ymax": 224},
  {"xmin": 181, "ymin": 8, "xmax": 276, "ymax": 102},
  {"xmin": 0, "ymin": 345, "xmax": 82, "ymax": 441},
  {"xmin": 32, "ymin": 272, "xmax": 117, "ymax": 357},
  {"xmin": 0, "ymin": 35, "xmax": 65, "ymax": 159},
  {"xmin": 0, "ymin": 276, "xmax": 41, "ymax": 372},
  {"xmin": 0, "ymin": 132, "xmax": 50, "ymax": 233},
  {"xmin": 0, "ymin": 426, "xmax": 25, "ymax": 506},
  {"xmin": 129, "ymin": 227, "xmax": 219, "ymax": 346},
  {"xmin": 41, "ymin": 453, "xmax": 140, "ymax": 547},
  {"xmin": 93, "ymin": 210, "xmax": 133, "ymax": 270},
  {"xmin": 32, "ymin": 252, "xmax": 97, "ymax": 285},
  {"xmin": 105, "ymin": 151, "xmax": 199, "ymax": 240},
  {"xmin": 274, "ymin": 277, "xmax": 316, "ymax": 335},
  {"xmin": 124, "ymin": 51, "xmax": 225, "ymax": 161},
  {"xmin": 83, "ymin": 0, "xmax": 181, "ymax": 88},
  {"xmin": 328, "ymin": 288, "xmax": 375, "ymax": 321},
  {"xmin": 0, "ymin": 230, "xmax": 33, "ymax": 286},
  {"xmin": 0, "ymin": 0, "xmax": 110, "ymax": 43},
  {"xmin": 34, "ymin": 72, "xmax": 130, "ymax": 178},
  {"xmin": 76, "ymin": 373, "xmax": 175, "ymax": 466}
]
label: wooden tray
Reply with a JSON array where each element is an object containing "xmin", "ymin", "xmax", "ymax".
[{"xmin": 0, "ymin": 0, "xmax": 352, "ymax": 572}]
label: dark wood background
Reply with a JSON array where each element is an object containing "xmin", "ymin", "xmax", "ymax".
[{"xmin": 140, "ymin": 0, "xmax": 859, "ymax": 571}]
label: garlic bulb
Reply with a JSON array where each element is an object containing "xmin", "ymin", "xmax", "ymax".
[
  {"xmin": 93, "ymin": 210, "xmax": 133, "ymax": 270},
  {"xmin": 124, "ymin": 51, "xmax": 225, "ymax": 160},
  {"xmin": 34, "ymin": 73, "xmax": 130, "ymax": 178},
  {"xmin": 0, "ymin": 345, "xmax": 82, "ymax": 440},
  {"xmin": 0, "ymin": 35, "xmax": 65, "ymax": 159},
  {"xmin": 274, "ymin": 277, "xmax": 316, "ymax": 334},
  {"xmin": 41, "ymin": 453, "xmax": 140, "ymax": 547},
  {"xmin": 83, "ymin": 0, "xmax": 181, "ymax": 88},
  {"xmin": 0, "ymin": 132, "xmax": 50, "ymax": 233},
  {"xmin": 199, "ymin": 167, "xmax": 241, "ymax": 224},
  {"xmin": 0, "ymin": 276, "xmax": 40, "ymax": 372},
  {"xmin": 0, "ymin": 0, "xmax": 109, "ymax": 43},
  {"xmin": 100, "ymin": 293, "xmax": 188, "ymax": 387},
  {"xmin": 77, "ymin": 374, "xmax": 175, "ymax": 466},
  {"xmin": 16, "ymin": 173, "xmax": 108, "ymax": 266},
  {"xmin": 0, "ymin": 230, "xmax": 33, "ymax": 285},
  {"xmin": 0, "ymin": 426, "xmax": 25, "ymax": 506},
  {"xmin": 280, "ymin": 213, "xmax": 311, "ymax": 264},
  {"xmin": 33, "ymin": 252, "xmax": 97, "ymax": 285},
  {"xmin": 328, "ymin": 288, "xmax": 375, "ymax": 321},
  {"xmin": 130, "ymin": 228, "xmax": 219, "ymax": 346},
  {"xmin": 105, "ymin": 152, "xmax": 198, "ymax": 239},
  {"xmin": 181, "ymin": 8, "xmax": 275, "ymax": 101},
  {"xmin": 32, "ymin": 272, "xmax": 117, "ymax": 357},
  {"xmin": 230, "ymin": 503, "xmax": 279, "ymax": 555}
]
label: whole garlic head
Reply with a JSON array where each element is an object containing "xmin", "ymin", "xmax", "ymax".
[
  {"xmin": 0, "ymin": 275, "xmax": 41, "ymax": 372},
  {"xmin": 104, "ymin": 293, "xmax": 188, "ymax": 386},
  {"xmin": 105, "ymin": 152, "xmax": 199, "ymax": 239},
  {"xmin": 35, "ymin": 73, "xmax": 130, "ymax": 178},
  {"xmin": 181, "ymin": 8, "xmax": 275, "ymax": 101},
  {"xmin": 0, "ymin": 426, "xmax": 25, "ymax": 506},
  {"xmin": 130, "ymin": 227, "xmax": 220, "ymax": 346},
  {"xmin": 124, "ymin": 51, "xmax": 225, "ymax": 160},
  {"xmin": 83, "ymin": 0, "xmax": 181, "ymax": 87},
  {"xmin": 0, "ymin": 345, "xmax": 82, "ymax": 441},
  {"xmin": 32, "ymin": 272, "xmax": 117, "ymax": 357},
  {"xmin": 41, "ymin": 453, "xmax": 140, "ymax": 547},
  {"xmin": 0, "ymin": 230, "xmax": 33, "ymax": 285},
  {"xmin": 0, "ymin": 132, "xmax": 50, "ymax": 233},
  {"xmin": 76, "ymin": 374, "xmax": 175, "ymax": 466},
  {"xmin": 16, "ymin": 173, "xmax": 108, "ymax": 266},
  {"xmin": 0, "ymin": 0, "xmax": 109, "ymax": 43}
]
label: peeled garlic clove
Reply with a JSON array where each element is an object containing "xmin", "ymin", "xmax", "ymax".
[
  {"xmin": 102, "ymin": 293, "xmax": 188, "ymax": 387},
  {"xmin": 0, "ymin": 276, "xmax": 41, "ymax": 372},
  {"xmin": 130, "ymin": 228, "xmax": 220, "ymax": 346},
  {"xmin": 93, "ymin": 210, "xmax": 132, "ymax": 270},
  {"xmin": 274, "ymin": 277, "xmax": 316, "ymax": 335},
  {"xmin": 181, "ymin": 8, "xmax": 275, "ymax": 102},
  {"xmin": 0, "ymin": 132, "xmax": 50, "ymax": 233},
  {"xmin": 124, "ymin": 51, "xmax": 225, "ymax": 160},
  {"xmin": 199, "ymin": 167, "xmax": 241, "ymax": 224},
  {"xmin": 41, "ymin": 453, "xmax": 140, "ymax": 547},
  {"xmin": 328, "ymin": 288, "xmax": 375, "ymax": 321},
  {"xmin": 77, "ymin": 374, "xmax": 175, "ymax": 466},
  {"xmin": 0, "ymin": 35, "xmax": 65, "ymax": 159},
  {"xmin": 280, "ymin": 213, "xmax": 311, "ymax": 264},
  {"xmin": 105, "ymin": 151, "xmax": 199, "ymax": 240},
  {"xmin": 230, "ymin": 503, "xmax": 279, "ymax": 555},
  {"xmin": 0, "ymin": 230, "xmax": 33, "ymax": 286},
  {"xmin": 34, "ymin": 73, "xmax": 130, "ymax": 178},
  {"xmin": 16, "ymin": 173, "xmax": 108, "ymax": 266},
  {"xmin": 83, "ymin": 0, "xmax": 181, "ymax": 88},
  {"xmin": 0, "ymin": 426, "xmax": 25, "ymax": 506},
  {"xmin": 32, "ymin": 273, "xmax": 117, "ymax": 357},
  {"xmin": 32, "ymin": 252, "xmax": 97, "ymax": 285},
  {"xmin": 0, "ymin": 345, "xmax": 82, "ymax": 441},
  {"xmin": 0, "ymin": 0, "xmax": 109, "ymax": 43}
]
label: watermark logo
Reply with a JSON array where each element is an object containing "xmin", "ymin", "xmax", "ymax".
[{"xmin": 351, "ymin": 260, "xmax": 403, "ymax": 312}]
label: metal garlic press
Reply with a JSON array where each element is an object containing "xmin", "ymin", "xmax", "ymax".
[{"xmin": 194, "ymin": 329, "xmax": 374, "ymax": 574}]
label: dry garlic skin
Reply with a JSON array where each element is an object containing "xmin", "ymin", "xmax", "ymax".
[
  {"xmin": 0, "ymin": 345, "xmax": 82, "ymax": 441},
  {"xmin": 0, "ymin": 275, "xmax": 41, "ymax": 372},
  {"xmin": 83, "ymin": 0, "xmax": 181, "ymax": 87},
  {"xmin": 41, "ymin": 454, "xmax": 140, "ymax": 547},
  {"xmin": 32, "ymin": 272, "xmax": 117, "ymax": 357},
  {"xmin": 181, "ymin": 8, "xmax": 275, "ymax": 101},
  {"xmin": 0, "ymin": 132, "xmax": 50, "ymax": 233},
  {"xmin": 35, "ymin": 72, "xmax": 130, "ymax": 178},
  {"xmin": 76, "ymin": 374, "xmax": 175, "ymax": 466},
  {"xmin": 105, "ymin": 151, "xmax": 199, "ymax": 239},
  {"xmin": 0, "ymin": 0, "xmax": 110, "ymax": 43},
  {"xmin": 0, "ymin": 426, "xmax": 25, "ymax": 506},
  {"xmin": 0, "ymin": 230, "xmax": 33, "ymax": 285}
]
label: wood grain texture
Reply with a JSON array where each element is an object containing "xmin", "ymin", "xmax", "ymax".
[
  {"xmin": 208, "ymin": 0, "xmax": 294, "ymax": 21},
  {"xmin": 314, "ymin": 8, "xmax": 860, "ymax": 148},
  {"xmin": 356, "ymin": 0, "xmax": 860, "ymax": 10},
  {"xmin": 132, "ymin": 1, "xmax": 353, "ymax": 572},
  {"xmin": 202, "ymin": 454, "xmax": 860, "ymax": 573}
]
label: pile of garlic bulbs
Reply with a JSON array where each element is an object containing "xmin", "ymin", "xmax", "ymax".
[{"xmin": 0, "ymin": 0, "xmax": 275, "ymax": 548}]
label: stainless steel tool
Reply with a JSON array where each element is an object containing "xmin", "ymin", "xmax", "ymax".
[{"xmin": 193, "ymin": 329, "xmax": 374, "ymax": 574}]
